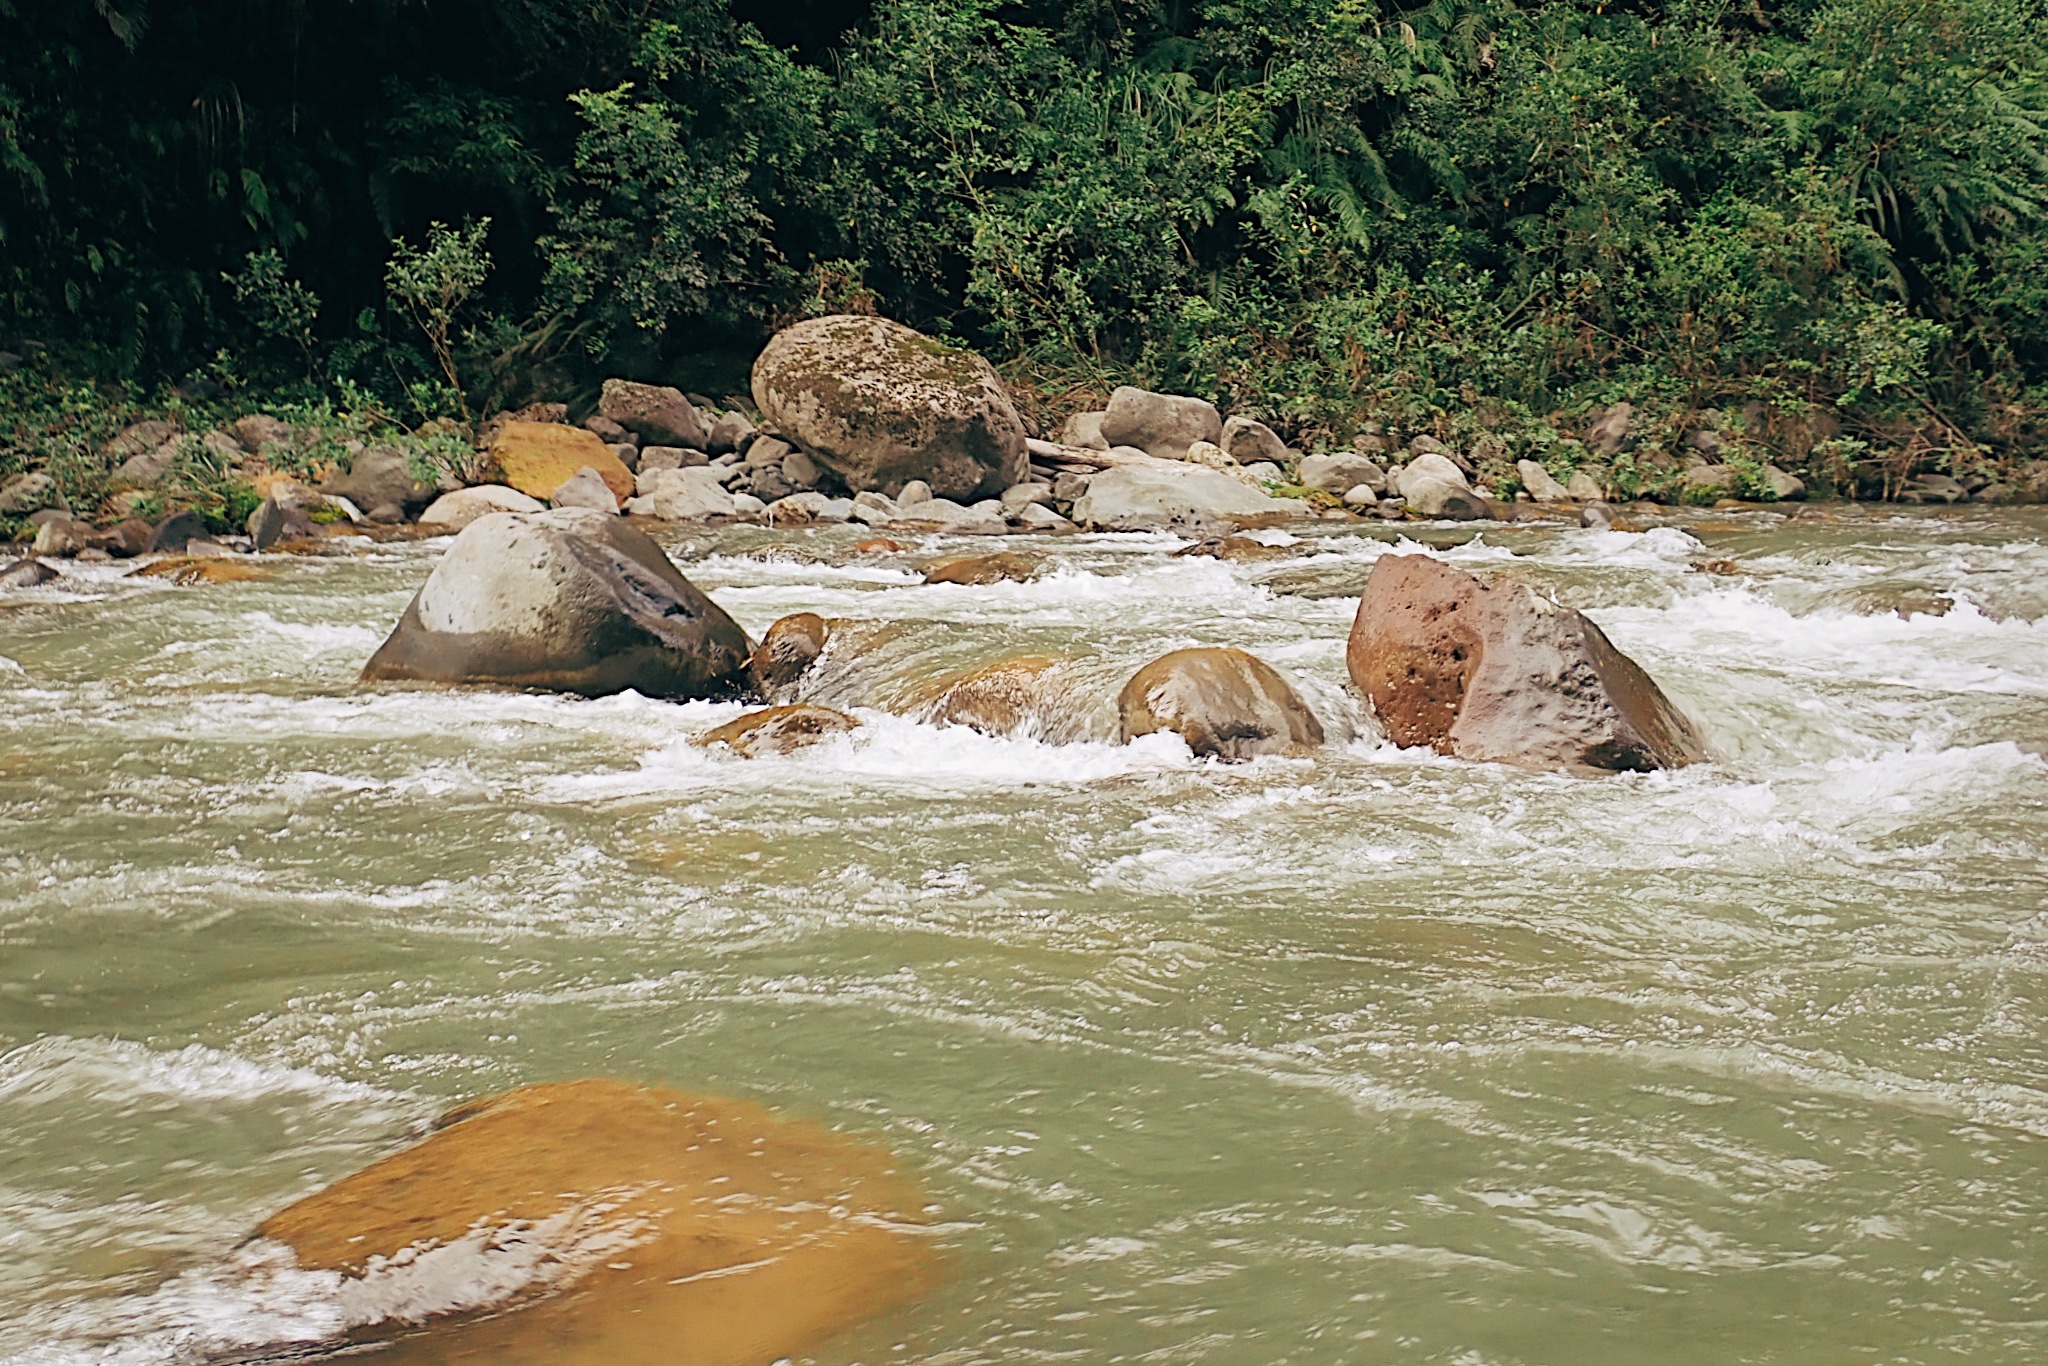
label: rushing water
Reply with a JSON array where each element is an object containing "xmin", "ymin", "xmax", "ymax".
[{"xmin": 1, "ymin": 506, "xmax": 2045, "ymax": 1364}]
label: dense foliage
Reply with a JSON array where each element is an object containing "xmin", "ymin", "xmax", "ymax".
[{"xmin": 4, "ymin": 0, "xmax": 2046, "ymax": 470}]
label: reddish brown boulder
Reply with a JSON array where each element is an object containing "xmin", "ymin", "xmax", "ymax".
[
  {"xmin": 923, "ymin": 552, "xmax": 1042, "ymax": 586},
  {"xmin": 1346, "ymin": 555, "xmax": 1704, "ymax": 773}
]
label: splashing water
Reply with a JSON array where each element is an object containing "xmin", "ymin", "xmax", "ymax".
[{"xmin": 1, "ymin": 506, "xmax": 2045, "ymax": 1363}]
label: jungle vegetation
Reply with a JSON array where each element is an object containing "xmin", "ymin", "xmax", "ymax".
[{"xmin": 3, "ymin": 0, "xmax": 2046, "ymax": 477}]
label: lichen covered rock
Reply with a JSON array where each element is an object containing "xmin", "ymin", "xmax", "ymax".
[{"xmin": 751, "ymin": 314, "xmax": 1026, "ymax": 501}]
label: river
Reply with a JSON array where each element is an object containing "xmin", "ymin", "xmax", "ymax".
[{"xmin": 2, "ymin": 506, "xmax": 2045, "ymax": 1363}]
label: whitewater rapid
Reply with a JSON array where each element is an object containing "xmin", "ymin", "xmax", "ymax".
[{"xmin": 1, "ymin": 505, "xmax": 2044, "ymax": 1363}]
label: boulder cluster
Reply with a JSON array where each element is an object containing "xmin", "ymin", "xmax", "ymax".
[{"xmin": 363, "ymin": 503, "xmax": 1705, "ymax": 776}]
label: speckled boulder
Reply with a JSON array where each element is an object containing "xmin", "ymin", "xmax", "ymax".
[{"xmin": 751, "ymin": 315, "xmax": 1026, "ymax": 502}]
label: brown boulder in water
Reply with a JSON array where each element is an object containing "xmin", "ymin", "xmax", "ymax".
[
  {"xmin": 1117, "ymin": 647, "xmax": 1324, "ymax": 760},
  {"xmin": 697, "ymin": 704, "xmax": 859, "ymax": 757},
  {"xmin": 749, "ymin": 611, "xmax": 830, "ymax": 693},
  {"xmin": 924, "ymin": 654, "xmax": 1078, "ymax": 739},
  {"xmin": 256, "ymin": 1079, "xmax": 937, "ymax": 1365},
  {"xmin": 362, "ymin": 509, "xmax": 754, "ymax": 699},
  {"xmin": 1346, "ymin": 554, "xmax": 1705, "ymax": 773},
  {"xmin": 923, "ymin": 551, "xmax": 1042, "ymax": 585},
  {"xmin": 128, "ymin": 556, "xmax": 268, "ymax": 585}
]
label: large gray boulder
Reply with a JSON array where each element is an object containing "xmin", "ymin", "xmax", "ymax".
[
  {"xmin": 751, "ymin": 314, "xmax": 1026, "ymax": 501},
  {"xmin": 324, "ymin": 446, "xmax": 434, "ymax": 513},
  {"xmin": 1118, "ymin": 647, "xmax": 1324, "ymax": 761},
  {"xmin": 1100, "ymin": 386, "xmax": 1222, "ymax": 461},
  {"xmin": 599, "ymin": 380, "xmax": 708, "ymax": 449},
  {"xmin": 361, "ymin": 508, "xmax": 754, "ymax": 699},
  {"xmin": 1070, "ymin": 467, "xmax": 1306, "ymax": 532},
  {"xmin": 1221, "ymin": 416, "xmax": 1291, "ymax": 466},
  {"xmin": 1298, "ymin": 452, "xmax": 1385, "ymax": 496},
  {"xmin": 1347, "ymin": 554, "xmax": 1705, "ymax": 774}
]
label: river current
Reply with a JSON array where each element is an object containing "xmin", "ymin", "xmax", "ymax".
[{"xmin": 1, "ymin": 506, "xmax": 2045, "ymax": 1363}]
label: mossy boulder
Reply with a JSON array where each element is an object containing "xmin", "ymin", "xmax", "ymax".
[{"xmin": 751, "ymin": 315, "xmax": 1027, "ymax": 502}]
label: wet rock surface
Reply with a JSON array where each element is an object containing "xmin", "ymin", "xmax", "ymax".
[
  {"xmin": 361, "ymin": 509, "xmax": 754, "ymax": 699},
  {"xmin": 697, "ymin": 703, "xmax": 860, "ymax": 757},
  {"xmin": 1117, "ymin": 646, "xmax": 1324, "ymax": 760},
  {"xmin": 257, "ymin": 1079, "xmax": 935, "ymax": 1366},
  {"xmin": 1347, "ymin": 554, "xmax": 1706, "ymax": 773}
]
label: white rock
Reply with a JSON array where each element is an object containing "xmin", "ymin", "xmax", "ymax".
[
  {"xmin": 627, "ymin": 466, "xmax": 736, "ymax": 520},
  {"xmin": 1071, "ymin": 466, "xmax": 1308, "ymax": 532},
  {"xmin": 418, "ymin": 485, "xmax": 546, "ymax": 532},
  {"xmin": 1220, "ymin": 416, "xmax": 1291, "ymax": 466},
  {"xmin": 1343, "ymin": 483, "xmax": 1377, "ymax": 507},
  {"xmin": 1397, "ymin": 452, "xmax": 1469, "ymax": 495},
  {"xmin": 898, "ymin": 479, "xmax": 933, "ymax": 506},
  {"xmin": 1516, "ymin": 460, "xmax": 1571, "ymax": 503},
  {"xmin": 1298, "ymin": 452, "xmax": 1386, "ymax": 496},
  {"xmin": 550, "ymin": 466, "xmax": 621, "ymax": 513},
  {"xmin": 850, "ymin": 490, "xmax": 900, "ymax": 524},
  {"xmin": 767, "ymin": 492, "xmax": 853, "ymax": 523},
  {"xmin": 1566, "ymin": 470, "xmax": 1606, "ymax": 501},
  {"xmin": 1013, "ymin": 503, "xmax": 1077, "ymax": 533}
]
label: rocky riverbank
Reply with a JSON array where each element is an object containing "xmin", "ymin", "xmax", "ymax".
[{"xmin": 6, "ymin": 319, "xmax": 2045, "ymax": 588}]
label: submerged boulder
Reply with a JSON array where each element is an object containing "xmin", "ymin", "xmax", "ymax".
[
  {"xmin": 361, "ymin": 508, "xmax": 754, "ymax": 699},
  {"xmin": 0, "ymin": 558, "xmax": 59, "ymax": 589},
  {"xmin": 697, "ymin": 704, "xmax": 860, "ymax": 757},
  {"xmin": 751, "ymin": 314, "xmax": 1027, "ymax": 501},
  {"xmin": 923, "ymin": 552, "xmax": 1043, "ymax": 586},
  {"xmin": 256, "ymin": 1079, "xmax": 935, "ymax": 1366},
  {"xmin": 923, "ymin": 654, "xmax": 1079, "ymax": 740},
  {"xmin": 1346, "ymin": 554, "xmax": 1705, "ymax": 773},
  {"xmin": 1117, "ymin": 647, "xmax": 1323, "ymax": 760}
]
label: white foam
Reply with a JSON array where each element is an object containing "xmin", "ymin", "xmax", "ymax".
[
  {"xmin": 0, "ymin": 1037, "xmax": 395, "ymax": 1109},
  {"xmin": 539, "ymin": 710, "xmax": 1199, "ymax": 803}
]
